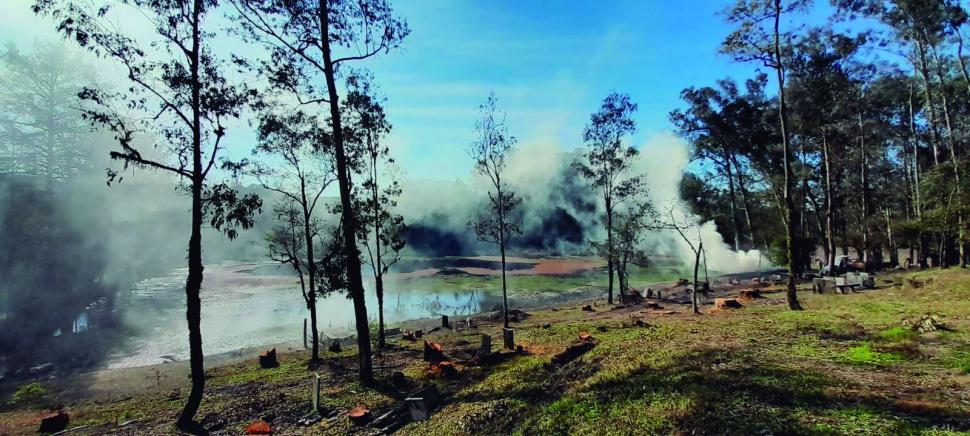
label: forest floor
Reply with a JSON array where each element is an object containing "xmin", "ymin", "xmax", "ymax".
[{"xmin": 2, "ymin": 268, "xmax": 970, "ymax": 435}]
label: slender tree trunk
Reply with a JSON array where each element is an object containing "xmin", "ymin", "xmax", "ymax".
[
  {"xmin": 773, "ymin": 0, "xmax": 802, "ymax": 310},
  {"xmin": 858, "ymin": 104, "xmax": 871, "ymax": 266},
  {"xmin": 319, "ymin": 0, "xmax": 372, "ymax": 384},
  {"xmin": 732, "ymin": 156, "xmax": 756, "ymax": 248},
  {"xmin": 915, "ymin": 43, "xmax": 942, "ymax": 165},
  {"xmin": 605, "ymin": 197, "xmax": 614, "ymax": 305},
  {"xmin": 822, "ymin": 131, "xmax": 836, "ymax": 270},
  {"xmin": 301, "ymin": 180, "xmax": 320, "ymax": 362},
  {"xmin": 497, "ymin": 183, "xmax": 509, "ymax": 329},
  {"xmin": 723, "ymin": 151, "xmax": 741, "ymax": 251},
  {"xmin": 177, "ymin": 1, "xmax": 205, "ymax": 430},
  {"xmin": 371, "ymin": 150, "xmax": 387, "ymax": 349},
  {"xmin": 691, "ymin": 243, "xmax": 701, "ymax": 314},
  {"xmin": 932, "ymin": 51, "xmax": 964, "ymax": 267}
]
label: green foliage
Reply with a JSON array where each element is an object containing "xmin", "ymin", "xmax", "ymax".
[{"xmin": 9, "ymin": 382, "xmax": 47, "ymax": 406}]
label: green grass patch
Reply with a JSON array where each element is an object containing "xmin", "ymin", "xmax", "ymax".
[
  {"xmin": 875, "ymin": 326, "xmax": 918, "ymax": 343},
  {"xmin": 842, "ymin": 343, "xmax": 905, "ymax": 366}
]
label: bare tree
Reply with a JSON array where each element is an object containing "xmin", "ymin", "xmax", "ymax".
[
  {"xmin": 662, "ymin": 204, "xmax": 707, "ymax": 314},
  {"xmin": 231, "ymin": 0, "xmax": 409, "ymax": 384},
  {"xmin": 574, "ymin": 92, "xmax": 641, "ymax": 305},
  {"xmin": 34, "ymin": 1, "xmax": 261, "ymax": 431},
  {"xmin": 468, "ymin": 93, "xmax": 521, "ymax": 329}
]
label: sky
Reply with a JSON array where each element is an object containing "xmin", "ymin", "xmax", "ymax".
[{"xmin": 0, "ymin": 0, "xmax": 835, "ymax": 182}]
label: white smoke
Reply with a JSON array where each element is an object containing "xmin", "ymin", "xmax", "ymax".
[
  {"xmin": 394, "ymin": 130, "xmax": 771, "ymax": 273},
  {"xmin": 637, "ymin": 132, "xmax": 771, "ymax": 274}
]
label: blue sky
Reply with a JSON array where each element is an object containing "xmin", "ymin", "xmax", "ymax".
[{"xmin": 1, "ymin": 0, "xmax": 835, "ymax": 181}]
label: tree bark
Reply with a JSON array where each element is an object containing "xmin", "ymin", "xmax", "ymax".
[
  {"xmin": 319, "ymin": 0, "xmax": 372, "ymax": 385},
  {"xmin": 822, "ymin": 131, "xmax": 836, "ymax": 270},
  {"xmin": 605, "ymin": 197, "xmax": 614, "ymax": 305},
  {"xmin": 177, "ymin": 0, "xmax": 206, "ymax": 431},
  {"xmin": 773, "ymin": 0, "xmax": 802, "ymax": 310}
]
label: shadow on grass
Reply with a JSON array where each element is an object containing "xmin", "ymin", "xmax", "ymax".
[{"xmin": 446, "ymin": 345, "xmax": 970, "ymax": 435}]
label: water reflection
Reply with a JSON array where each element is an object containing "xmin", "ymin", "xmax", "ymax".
[{"xmin": 110, "ymin": 263, "xmax": 510, "ymax": 368}]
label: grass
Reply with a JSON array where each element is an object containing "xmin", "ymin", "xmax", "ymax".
[{"xmin": 2, "ymin": 268, "xmax": 970, "ymax": 435}]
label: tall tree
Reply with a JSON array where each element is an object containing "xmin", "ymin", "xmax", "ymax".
[
  {"xmin": 722, "ymin": 0, "xmax": 809, "ymax": 310},
  {"xmin": 345, "ymin": 75, "xmax": 405, "ymax": 349},
  {"xmin": 248, "ymin": 110, "xmax": 336, "ymax": 363},
  {"xmin": 231, "ymin": 0, "xmax": 408, "ymax": 384},
  {"xmin": 468, "ymin": 93, "xmax": 521, "ymax": 329},
  {"xmin": 0, "ymin": 42, "xmax": 93, "ymax": 187},
  {"xmin": 574, "ymin": 92, "xmax": 641, "ymax": 305},
  {"xmin": 34, "ymin": 1, "xmax": 261, "ymax": 431}
]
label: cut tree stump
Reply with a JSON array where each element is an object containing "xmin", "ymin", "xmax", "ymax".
[
  {"xmin": 244, "ymin": 419, "xmax": 272, "ymax": 435},
  {"xmin": 348, "ymin": 405, "xmax": 372, "ymax": 425},
  {"xmin": 581, "ymin": 304, "xmax": 594, "ymax": 312},
  {"xmin": 503, "ymin": 328, "xmax": 515, "ymax": 350},
  {"xmin": 258, "ymin": 348, "xmax": 278, "ymax": 368},
  {"xmin": 328, "ymin": 340, "xmax": 342, "ymax": 353},
  {"xmin": 423, "ymin": 341, "xmax": 444, "ymax": 362},
  {"xmin": 38, "ymin": 410, "xmax": 69, "ymax": 434}
]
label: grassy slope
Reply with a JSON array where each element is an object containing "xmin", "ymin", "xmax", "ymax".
[{"xmin": 2, "ymin": 269, "xmax": 969, "ymax": 435}]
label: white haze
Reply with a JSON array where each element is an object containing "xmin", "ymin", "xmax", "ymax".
[{"xmin": 396, "ymin": 131, "xmax": 772, "ymax": 274}]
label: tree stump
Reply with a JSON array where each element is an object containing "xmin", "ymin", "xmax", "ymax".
[
  {"xmin": 423, "ymin": 341, "xmax": 444, "ymax": 362},
  {"xmin": 328, "ymin": 340, "xmax": 342, "ymax": 353},
  {"xmin": 581, "ymin": 304, "xmax": 594, "ymax": 312},
  {"xmin": 258, "ymin": 348, "xmax": 278, "ymax": 368},
  {"xmin": 38, "ymin": 410, "xmax": 69, "ymax": 434},
  {"xmin": 348, "ymin": 405, "xmax": 372, "ymax": 425},
  {"xmin": 244, "ymin": 419, "xmax": 272, "ymax": 435},
  {"xmin": 441, "ymin": 315, "xmax": 449, "ymax": 328},
  {"xmin": 503, "ymin": 328, "xmax": 515, "ymax": 350},
  {"xmin": 480, "ymin": 334, "xmax": 492, "ymax": 357}
]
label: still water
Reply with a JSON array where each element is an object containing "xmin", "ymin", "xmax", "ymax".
[{"xmin": 108, "ymin": 262, "xmax": 517, "ymax": 368}]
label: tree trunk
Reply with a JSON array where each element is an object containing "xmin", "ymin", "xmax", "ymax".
[
  {"xmin": 498, "ymin": 184, "xmax": 509, "ymax": 329},
  {"xmin": 732, "ymin": 156, "xmax": 756, "ymax": 249},
  {"xmin": 773, "ymin": 0, "xmax": 802, "ymax": 310},
  {"xmin": 319, "ymin": 0, "xmax": 372, "ymax": 385},
  {"xmin": 605, "ymin": 198, "xmax": 614, "ymax": 305},
  {"xmin": 858, "ymin": 103, "xmax": 871, "ymax": 265},
  {"xmin": 376, "ymin": 275, "xmax": 385, "ymax": 348},
  {"xmin": 301, "ymin": 180, "xmax": 320, "ymax": 362},
  {"xmin": 822, "ymin": 131, "xmax": 836, "ymax": 270},
  {"xmin": 691, "ymin": 243, "xmax": 701, "ymax": 314},
  {"xmin": 177, "ymin": 1, "xmax": 206, "ymax": 431},
  {"xmin": 915, "ymin": 42, "xmax": 942, "ymax": 165},
  {"xmin": 723, "ymin": 150, "xmax": 741, "ymax": 251}
]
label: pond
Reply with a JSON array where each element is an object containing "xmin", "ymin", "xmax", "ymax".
[{"xmin": 108, "ymin": 259, "xmax": 602, "ymax": 368}]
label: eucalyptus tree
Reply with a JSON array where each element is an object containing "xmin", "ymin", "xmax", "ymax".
[
  {"xmin": 468, "ymin": 93, "xmax": 521, "ymax": 329},
  {"xmin": 33, "ymin": 0, "xmax": 261, "ymax": 431},
  {"xmin": 574, "ymin": 92, "xmax": 642, "ymax": 305},
  {"xmin": 249, "ymin": 110, "xmax": 337, "ymax": 363},
  {"xmin": 722, "ymin": 0, "xmax": 810, "ymax": 310},
  {"xmin": 344, "ymin": 75, "xmax": 405, "ymax": 350},
  {"xmin": 231, "ymin": 0, "xmax": 409, "ymax": 384}
]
